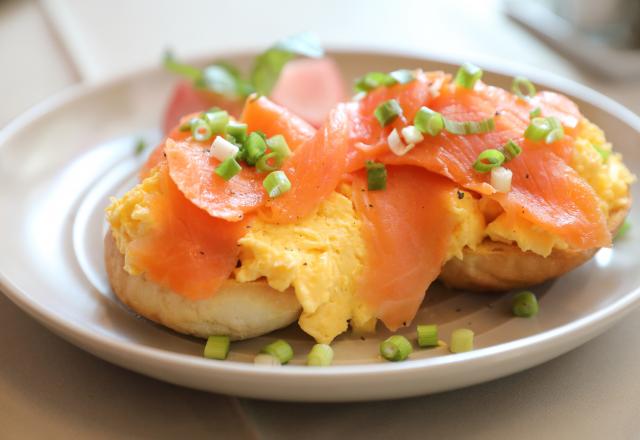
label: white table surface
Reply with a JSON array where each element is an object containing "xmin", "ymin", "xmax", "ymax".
[{"xmin": 2, "ymin": 0, "xmax": 640, "ymax": 438}]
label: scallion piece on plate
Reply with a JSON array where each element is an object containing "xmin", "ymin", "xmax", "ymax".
[
  {"xmin": 502, "ymin": 139, "xmax": 522, "ymax": 161},
  {"xmin": 454, "ymin": 62, "xmax": 483, "ymax": 89},
  {"xmin": 449, "ymin": 328, "xmax": 474, "ymax": 353},
  {"xmin": 203, "ymin": 335, "xmax": 230, "ymax": 360},
  {"xmin": 511, "ymin": 76, "xmax": 536, "ymax": 99},
  {"xmin": 417, "ymin": 324, "xmax": 439, "ymax": 348},
  {"xmin": 414, "ymin": 107, "xmax": 444, "ymax": 136},
  {"xmin": 374, "ymin": 99, "xmax": 403, "ymax": 127},
  {"xmin": 307, "ymin": 344, "xmax": 334, "ymax": 366},
  {"xmin": 245, "ymin": 132, "xmax": 268, "ymax": 165},
  {"xmin": 214, "ymin": 157, "xmax": 242, "ymax": 181},
  {"xmin": 365, "ymin": 160, "xmax": 387, "ymax": 190},
  {"xmin": 512, "ymin": 291, "xmax": 539, "ymax": 317},
  {"xmin": 191, "ymin": 119, "xmax": 213, "ymax": 142},
  {"xmin": 472, "ymin": 149, "xmax": 505, "ymax": 173},
  {"xmin": 226, "ymin": 121, "xmax": 248, "ymax": 143},
  {"xmin": 444, "ymin": 117, "xmax": 495, "ymax": 135},
  {"xmin": 261, "ymin": 339, "xmax": 294, "ymax": 364},
  {"xmin": 263, "ymin": 170, "xmax": 291, "ymax": 198},
  {"xmin": 254, "ymin": 353, "xmax": 282, "ymax": 366},
  {"xmin": 380, "ymin": 335, "xmax": 413, "ymax": 362}
]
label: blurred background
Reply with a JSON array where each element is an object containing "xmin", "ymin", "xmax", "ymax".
[
  {"xmin": 2, "ymin": 0, "xmax": 640, "ymax": 438},
  {"xmin": 3, "ymin": 0, "xmax": 640, "ymax": 128}
]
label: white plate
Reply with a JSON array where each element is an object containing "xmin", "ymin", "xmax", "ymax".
[{"xmin": 1, "ymin": 50, "xmax": 639, "ymax": 402}]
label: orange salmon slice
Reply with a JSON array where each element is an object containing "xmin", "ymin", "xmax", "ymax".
[
  {"xmin": 126, "ymin": 164, "xmax": 249, "ymax": 300},
  {"xmin": 351, "ymin": 166, "xmax": 458, "ymax": 330}
]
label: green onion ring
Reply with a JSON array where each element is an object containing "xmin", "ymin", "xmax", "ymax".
[
  {"xmin": 473, "ymin": 149, "xmax": 505, "ymax": 173},
  {"xmin": 511, "ymin": 76, "xmax": 536, "ymax": 99}
]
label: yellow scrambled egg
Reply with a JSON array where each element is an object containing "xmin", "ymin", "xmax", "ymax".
[
  {"xmin": 106, "ymin": 119, "xmax": 632, "ymax": 343},
  {"xmin": 106, "ymin": 168, "xmax": 163, "ymax": 275},
  {"xmin": 484, "ymin": 119, "xmax": 634, "ymax": 256}
]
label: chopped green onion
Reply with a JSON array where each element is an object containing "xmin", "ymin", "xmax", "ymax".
[
  {"xmin": 512, "ymin": 291, "xmax": 539, "ymax": 318},
  {"xmin": 502, "ymin": 139, "xmax": 522, "ymax": 161},
  {"xmin": 454, "ymin": 62, "xmax": 483, "ymax": 89},
  {"xmin": 254, "ymin": 353, "xmax": 281, "ymax": 366},
  {"xmin": 203, "ymin": 335, "xmax": 230, "ymax": 360},
  {"xmin": 263, "ymin": 170, "xmax": 291, "ymax": 198},
  {"xmin": 380, "ymin": 335, "xmax": 413, "ymax": 362},
  {"xmin": 511, "ymin": 76, "xmax": 536, "ymax": 99},
  {"xmin": 256, "ymin": 134, "xmax": 292, "ymax": 172},
  {"xmin": 414, "ymin": 107, "xmax": 444, "ymax": 136},
  {"xmin": 524, "ymin": 117, "xmax": 552, "ymax": 141},
  {"xmin": 544, "ymin": 116, "xmax": 564, "ymax": 143},
  {"xmin": 529, "ymin": 107, "xmax": 541, "ymax": 118},
  {"xmin": 450, "ymin": 328, "xmax": 474, "ymax": 353},
  {"xmin": 594, "ymin": 144, "xmax": 611, "ymax": 161},
  {"xmin": 214, "ymin": 157, "xmax": 242, "ymax": 181},
  {"xmin": 203, "ymin": 110, "xmax": 229, "ymax": 134},
  {"xmin": 226, "ymin": 121, "xmax": 248, "ymax": 143},
  {"xmin": 191, "ymin": 120, "xmax": 213, "ymax": 142},
  {"xmin": 389, "ymin": 69, "xmax": 415, "ymax": 84},
  {"xmin": 261, "ymin": 339, "xmax": 294, "ymax": 364},
  {"xmin": 365, "ymin": 160, "xmax": 387, "ymax": 190},
  {"xmin": 306, "ymin": 344, "xmax": 334, "ymax": 366},
  {"xmin": 417, "ymin": 324, "xmax": 438, "ymax": 348},
  {"xmin": 245, "ymin": 132, "xmax": 268, "ymax": 165},
  {"xmin": 256, "ymin": 154, "xmax": 278, "ymax": 172},
  {"xmin": 266, "ymin": 135, "xmax": 292, "ymax": 161},
  {"xmin": 444, "ymin": 117, "xmax": 495, "ymax": 135},
  {"xmin": 134, "ymin": 138, "xmax": 147, "ymax": 156},
  {"xmin": 615, "ymin": 219, "xmax": 631, "ymax": 240},
  {"xmin": 473, "ymin": 149, "xmax": 505, "ymax": 173},
  {"xmin": 354, "ymin": 71, "xmax": 397, "ymax": 93},
  {"xmin": 374, "ymin": 99, "xmax": 403, "ymax": 127},
  {"xmin": 545, "ymin": 128, "xmax": 564, "ymax": 143}
]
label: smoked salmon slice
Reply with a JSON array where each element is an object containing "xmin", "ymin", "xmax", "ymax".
[
  {"xmin": 126, "ymin": 164, "xmax": 249, "ymax": 299},
  {"xmin": 263, "ymin": 104, "xmax": 349, "ymax": 223},
  {"xmin": 164, "ymin": 138, "xmax": 266, "ymax": 221},
  {"xmin": 346, "ymin": 78, "xmax": 609, "ymax": 249},
  {"xmin": 241, "ymin": 95, "xmax": 316, "ymax": 151},
  {"xmin": 351, "ymin": 166, "xmax": 457, "ymax": 330}
]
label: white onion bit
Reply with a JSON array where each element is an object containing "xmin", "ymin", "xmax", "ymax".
[
  {"xmin": 387, "ymin": 128, "xmax": 415, "ymax": 156},
  {"xmin": 210, "ymin": 136, "xmax": 239, "ymax": 162},
  {"xmin": 491, "ymin": 166, "xmax": 513, "ymax": 193},
  {"xmin": 253, "ymin": 353, "xmax": 282, "ymax": 366},
  {"xmin": 401, "ymin": 125, "xmax": 424, "ymax": 145}
]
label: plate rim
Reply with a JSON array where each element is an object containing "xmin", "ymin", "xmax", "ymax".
[{"xmin": 1, "ymin": 46, "xmax": 640, "ymax": 383}]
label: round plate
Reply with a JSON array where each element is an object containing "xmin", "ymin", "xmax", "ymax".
[{"xmin": 0, "ymin": 50, "xmax": 639, "ymax": 402}]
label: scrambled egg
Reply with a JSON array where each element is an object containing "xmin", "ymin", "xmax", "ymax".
[
  {"xmin": 484, "ymin": 119, "xmax": 634, "ymax": 256},
  {"xmin": 235, "ymin": 190, "xmax": 372, "ymax": 343},
  {"xmin": 106, "ymin": 168, "xmax": 163, "ymax": 275}
]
